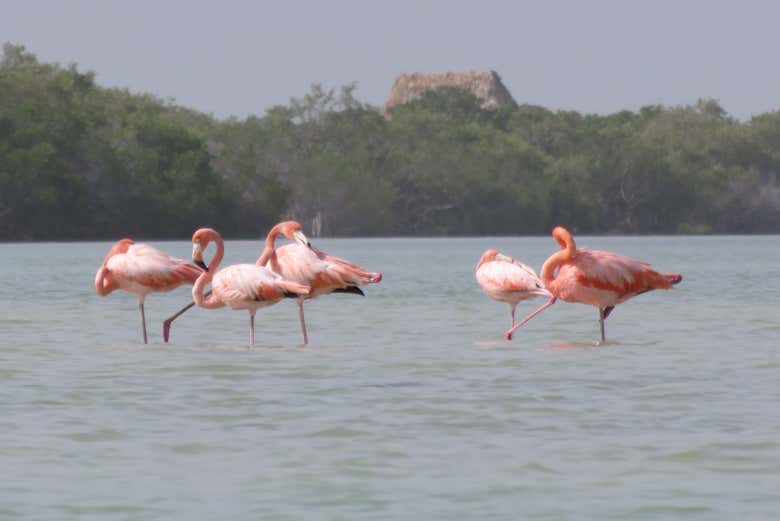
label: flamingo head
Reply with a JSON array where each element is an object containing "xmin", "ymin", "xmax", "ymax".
[
  {"xmin": 279, "ymin": 221, "xmax": 310, "ymax": 247},
  {"xmin": 529, "ymin": 281, "xmax": 553, "ymax": 298},
  {"xmin": 476, "ymin": 249, "xmax": 519, "ymax": 271},
  {"xmin": 107, "ymin": 238, "xmax": 133, "ymax": 258},
  {"xmin": 476, "ymin": 249, "xmax": 500, "ymax": 270},
  {"xmin": 100, "ymin": 238, "xmax": 134, "ymax": 267},
  {"xmin": 115, "ymin": 238, "xmax": 134, "ymax": 250},
  {"xmin": 191, "ymin": 228, "xmax": 218, "ymax": 271}
]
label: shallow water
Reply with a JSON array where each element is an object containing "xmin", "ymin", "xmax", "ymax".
[{"xmin": 1, "ymin": 236, "xmax": 779, "ymax": 520}]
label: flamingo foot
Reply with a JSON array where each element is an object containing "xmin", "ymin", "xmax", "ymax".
[{"xmin": 504, "ymin": 331, "xmax": 513, "ymax": 341}]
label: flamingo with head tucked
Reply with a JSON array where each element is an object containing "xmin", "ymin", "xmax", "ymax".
[
  {"xmin": 475, "ymin": 249, "xmax": 554, "ymax": 338},
  {"xmin": 190, "ymin": 227, "xmax": 310, "ymax": 345},
  {"xmin": 94, "ymin": 239, "xmax": 202, "ymax": 343},
  {"xmin": 256, "ymin": 221, "xmax": 382, "ymax": 344},
  {"xmin": 505, "ymin": 226, "xmax": 682, "ymax": 344}
]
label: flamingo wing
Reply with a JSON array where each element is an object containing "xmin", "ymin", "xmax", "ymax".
[
  {"xmin": 273, "ymin": 245, "xmax": 327, "ymax": 282},
  {"xmin": 274, "ymin": 244, "xmax": 377, "ymax": 292},
  {"xmin": 213, "ymin": 264, "xmax": 292, "ymax": 307},
  {"xmin": 311, "ymin": 246, "xmax": 380, "ymax": 286},
  {"xmin": 477, "ymin": 260, "xmax": 544, "ymax": 295},
  {"xmin": 573, "ymin": 249, "xmax": 674, "ymax": 296},
  {"xmin": 107, "ymin": 243, "xmax": 201, "ymax": 290}
]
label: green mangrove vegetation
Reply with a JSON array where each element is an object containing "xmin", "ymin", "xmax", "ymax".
[{"xmin": 1, "ymin": 43, "xmax": 779, "ymax": 240}]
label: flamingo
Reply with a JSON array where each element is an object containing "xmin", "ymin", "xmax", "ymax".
[
  {"xmin": 94, "ymin": 239, "xmax": 202, "ymax": 343},
  {"xmin": 475, "ymin": 249, "xmax": 554, "ymax": 337},
  {"xmin": 190, "ymin": 227, "xmax": 311, "ymax": 345},
  {"xmin": 256, "ymin": 221, "xmax": 383, "ymax": 344},
  {"xmin": 505, "ymin": 226, "xmax": 682, "ymax": 344}
]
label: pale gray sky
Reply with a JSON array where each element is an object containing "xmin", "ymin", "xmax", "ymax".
[{"xmin": 2, "ymin": 0, "xmax": 778, "ymax": 119}]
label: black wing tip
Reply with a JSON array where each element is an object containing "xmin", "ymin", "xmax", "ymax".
[{"xmin": 332, "ymin": 286, "xmax": 365, "ymax": 296}]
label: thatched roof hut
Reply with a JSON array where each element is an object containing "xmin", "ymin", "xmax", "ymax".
[{"xmin": 381, "ymin": 70, "xmax": 515, "ymax": 116}]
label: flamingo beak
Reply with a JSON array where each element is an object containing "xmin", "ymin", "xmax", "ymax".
[
  {"xmin": 192, "ymin": 242, "xmax": 208, "ymax": 272},
  {"xmin": 293, "ymin": 230, "xmax": 310, "ymax": 247},
  {"xmin": 532, "ymin": 283, "xmax": 552, "ymax": 298}
]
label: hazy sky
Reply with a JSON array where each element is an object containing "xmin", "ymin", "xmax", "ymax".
[{"xmin": 3, "ymin": 0, "xmax": 778, "ymax": 120}]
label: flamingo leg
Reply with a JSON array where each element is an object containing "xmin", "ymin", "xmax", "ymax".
[
  {"xmin": 297, "ymin": 299, "xmax": 308, "ymax": 345},
  {"xmin": 509, "ymin": 304, "xmax": 517, "ymax": 328},
  {"xmin": 504, "ymin": 297, "xmax": 557, "ymax": 341},
  {"xmin": 163, "ymin": 302, "xmax": 195, "ymax": 343},
  {"xmin": 163, "ymin": 290, "xmax": 212, "ymax": 343},
  {"xmin": 249, "ymin": 310, "xmax": 256, "ymax": 346},
  {"xmin": 138, "ymin": 298, "xmax": 148, "ymax": 344},
  {"xmin": 598, "ymin": 308, "xmax": 607, "ymax": 345}
]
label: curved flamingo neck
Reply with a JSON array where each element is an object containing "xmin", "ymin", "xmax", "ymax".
[
  {"xmin": 257, "ymin": 225, "xmax": 283, "ymax": 266},
  {"xmin": 206, "ymin": 231, "xmax": 225, "ymax": 273},
  {"xmin": 540, "ymin": 250, "xmax": 568, "ymax": 287},
  {"xmin": 540, "ymin": 227, "xmax": 576, "ymax": 286},
  {"xmin": 193, "ymin": 231, "xmax": 224, "ymax": 309}
]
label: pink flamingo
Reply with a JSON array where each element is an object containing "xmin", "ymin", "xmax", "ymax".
[
  {"xmin": 475, "ymin": 249, "xmax": 554, "ymax": 336},
  {"xmin": 505, "ymin": 226, "xmax": 682, "ymax": 343},
  {"xmin": 256, "ymin": 221, "xmax": 382, "ymax": 344},
  {"xmin": 190, "ymin": 227, "xmax": 311, "ymax": 345},
  {"xmin": 94, "ymin": 239, "xmax": 202, "ymax": 343}
]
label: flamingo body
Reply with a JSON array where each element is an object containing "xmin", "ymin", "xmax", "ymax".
[
  {"xmin": 476, "ymin": 249, "xmax": 549, "ymax": 305},
  {"xmin": 548, "ymin": 248, "xmax": 678, "ymax": 308},
  {"xmin": 269, "ymin": 244, "xmax": 381, "ymax": 298},
  {"xmin": 100, "ymin": 243, "xmax": 201, "ymax": 296},
  {"xmin": 95, "ymin": 239, "xmax": 201, "ymax": 343},
  {"xmin": 206, "ymin": 264, "xmax": 308, "ymax": 311},
  {"xmin": 257, "ymin": 221, "xmax": 382, "ymax": 344}
]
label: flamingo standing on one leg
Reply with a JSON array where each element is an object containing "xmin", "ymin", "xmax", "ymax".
[
  {"xmin": 256, "ymin": 221, "xmax": 382, "ymax": 345},
  {"xmin": 94, "ymin": 239, "xmax": 202, "ymax": 343},
  {"xmin": 190, "ymin": 227, "xmax": 311, "ymax": 345},
  {"xmin": 475, "ymin": 249, "xmax": 554, "ymax": 338},
  {"xmin": 505, "ymin": 226, "xmax": 682, "ymax": 344}
]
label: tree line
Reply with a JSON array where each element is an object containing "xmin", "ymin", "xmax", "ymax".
[{"xmin": 2, "ymin": 43, "xmax": 779, "ymax": 240}]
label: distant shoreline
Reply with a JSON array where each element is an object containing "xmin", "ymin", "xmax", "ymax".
[
  {"xmin": 3, "ymin": 44, "xmax": 779, "ymax": 240},
  {"xmin": 3, "ymin": 232, "xmax": 779, "ymax": 245}
]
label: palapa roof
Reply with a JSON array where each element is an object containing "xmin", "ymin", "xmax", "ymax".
[{"xmin": 381, "ymin": 69, "xmax": 515, "ymax": 115}]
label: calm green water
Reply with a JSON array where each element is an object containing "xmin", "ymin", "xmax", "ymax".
[{"xmin": 1, "ymin": 236, "xmax": 779, "ymax": 520}]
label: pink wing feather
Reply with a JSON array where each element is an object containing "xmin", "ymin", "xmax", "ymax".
[
  {"xmin": 270, "ymin": 244, "xmax": 381, "ymax": 293},
  {"xmin": 211, "ymin": 264, "xmax": 309, "ymax": 309},
  {"xmin": 106, "ymin": 243, "xmax": 201, "ymax": 292},
  {"xmin": 572, "ymin": 249, "xmax": 674, "ymax": 294}
]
